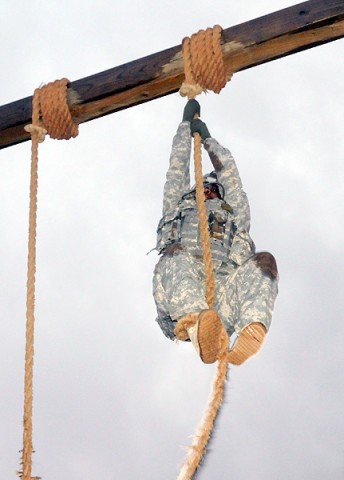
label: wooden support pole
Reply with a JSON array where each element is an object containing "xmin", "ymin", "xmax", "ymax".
[{"xmin": 1, "ymin": 0, "xmax": 344, "ymax": 149}]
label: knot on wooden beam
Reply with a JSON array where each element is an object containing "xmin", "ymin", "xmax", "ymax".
[
  {"xmin": 25, "ymin": 78, "xmax": 79, "ymax": 141},
  {"xmin": 24, "ymin": 124, "xmax": 47, "ymax": 143},
  {"xmin": 38, "ymin": 78, "xmax": 79, "ymax": 140},
  {"xmin": 179, "ymin": 24, "xmax": 229, "ymax": 99}
]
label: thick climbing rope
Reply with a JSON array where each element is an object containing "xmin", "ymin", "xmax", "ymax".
[
  {"xmin": 194, "ymin": 132, "xmax": 216, "ymax": 308},
  {"xmin": 176, "ymin": 26, "xmax": 231, "ymax": 480},
  {"xmin": 180, "ymin": 25, "xmax": 229, "ymax": 312},
  {"xmin": 20, "ymin": 79, "xmax": 78, "ymax": 480}
]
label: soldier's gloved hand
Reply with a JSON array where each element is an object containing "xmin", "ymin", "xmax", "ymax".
[
  {"xmin": 182, "ymin": 99, "xmax": 201, "ymax": 122},
  {"xmin": 191, "ymin": 118, "xmax": 211, "ymax": 140}
]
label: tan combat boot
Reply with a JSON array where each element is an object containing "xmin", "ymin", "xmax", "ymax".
[
  {"xmin": 175, "ymin": 309, "xmax": 224, "ymax": 364},
  {"xmin": 227, "ymin": 322, "xmax": 266, "ymax": 365}
]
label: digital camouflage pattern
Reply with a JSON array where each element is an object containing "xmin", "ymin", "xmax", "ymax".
[{"xmin": 153, "ymin": 121, "xmax": 278, "ymax": 341}]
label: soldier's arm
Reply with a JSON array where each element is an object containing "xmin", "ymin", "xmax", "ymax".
[
  {"xmin": 162, "ymin": 122, "xmax": 192, "ymax": 215},
  {"xmin": 203, "ymin": 138, "xmax": 251, "ymax": 232}
]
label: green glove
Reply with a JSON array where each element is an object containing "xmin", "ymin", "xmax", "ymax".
[
  {"xmin": 190, "ymin": 118, "xmax": 211, "ymax": 140},
  {"xmin": 182, "ymin": 99, "xmax": 201, "ymax": 122}
]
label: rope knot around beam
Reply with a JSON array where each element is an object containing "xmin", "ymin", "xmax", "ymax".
[
  {"xmin": 25, "ymin": 78, "xmax": 79, "ymax": 141},
  {"xmin": 179, "ymin": 24, "xmax": 231, "ymax": 99}
]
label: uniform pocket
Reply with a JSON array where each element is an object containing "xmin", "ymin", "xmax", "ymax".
[{"xmin": 156, "ymin": 211, "xmax": 182, "ymax": 251}]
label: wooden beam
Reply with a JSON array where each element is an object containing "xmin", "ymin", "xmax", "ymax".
[{"xmin": 1, "ymin": 0, "xmax": 344, "ymax": 149}]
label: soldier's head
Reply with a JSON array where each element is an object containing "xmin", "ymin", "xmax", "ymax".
[
  {"xmin": 203, "ymin": 172, "xmax": 224, "ymax": 200},
  {"xmin": 182, "ymin": 171, "xmax": 225, "ymax": 201}
]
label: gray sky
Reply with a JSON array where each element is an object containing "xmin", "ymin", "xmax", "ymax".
[{"xmin": 1, "ymin": 1, "xmax": 344, "ymax": 479}]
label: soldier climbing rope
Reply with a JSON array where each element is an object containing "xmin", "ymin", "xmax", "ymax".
[{"xmin": 152, "ymin": 24, "xmax": 278, "ymax": 480}]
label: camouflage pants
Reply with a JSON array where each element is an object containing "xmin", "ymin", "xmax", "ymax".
[{"xmin": 153, "ymin": 248, "xmax": 278, "ymax": 340}]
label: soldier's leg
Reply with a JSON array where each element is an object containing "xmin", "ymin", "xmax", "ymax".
[
  {"xmin": 227, "ymin": 252, "xmax": 279, "ymax": 365},
  {"xmin": 213, "ymin": 263, "xmax": 237, "ymax": 337},
  {"xmin": 153, "ymin": 257, "xmax": 175, "ymax": 340},
  {"xmin": 160, "ymin": 249, "xmax": 209, "ymax": 320},
  {"xmin": 153, "ymin": 248, "xmax": 208, "ymax": 339},
  {"xmin": 153, "ymin": 248, "xmax": 224, "ymax": 363},
  {"xmin": 166, "ymin": 255, "xmax": 226, "ymax": 364}
]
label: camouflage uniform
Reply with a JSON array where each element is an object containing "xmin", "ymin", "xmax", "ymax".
[{"xmin": 153, "ymin": 121, "xmax": 278, "ymax": 341}]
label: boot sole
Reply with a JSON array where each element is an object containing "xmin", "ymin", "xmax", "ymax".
[
  {"xmin": 227, "ymin": 323, "xmax": 266, "ymax": 365},
  {"xmin": 197, "ymin": 310, "xmax": 223, "ymax": 364}
]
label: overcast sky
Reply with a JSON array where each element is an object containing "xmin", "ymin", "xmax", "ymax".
[{"xmin": 1, "ymin": 1, "xmax": 344, "ymax": 479}]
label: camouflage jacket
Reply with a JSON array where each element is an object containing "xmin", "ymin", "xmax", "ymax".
[{"xmin": 156, "ymin": 122, "xmax": 255, "ymax": 265}]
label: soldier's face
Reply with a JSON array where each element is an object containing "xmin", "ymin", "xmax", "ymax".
[{"xmin": 204, "ymin": 185, "xmax": 219, "ymax": 200}]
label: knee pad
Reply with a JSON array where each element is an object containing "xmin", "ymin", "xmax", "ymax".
[{"xmin": 252, "ymin": 252, "xmax": 278, "ymax": 280}]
